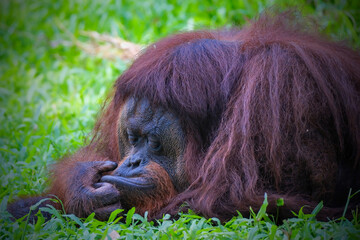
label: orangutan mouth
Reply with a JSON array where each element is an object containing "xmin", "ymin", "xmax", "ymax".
[{"xmin": 101, "ymin": 175, "xmax": 155, "ymax": 190}]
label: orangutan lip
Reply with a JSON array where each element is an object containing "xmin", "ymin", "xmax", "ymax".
[{"xmin": 101, "ymin": 175, "xmax": 155, "ymax": 190}]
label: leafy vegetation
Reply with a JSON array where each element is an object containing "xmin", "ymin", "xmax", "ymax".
[{"xmin": 0, "ymin": 0, "xmax": 359, "ymax": 239}]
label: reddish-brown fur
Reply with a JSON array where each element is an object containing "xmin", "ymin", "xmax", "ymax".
[
  {"xmin": 50, "ymin": 149, "xmax": 112, "ymax": 217},
  {"xmin": 10, "ymin": 11, "xmax": 360, "ymax": 222},
  {"xmin": 125, "ymin": 162, "xmax": 178, "ymax": 217},
  {"xmin": 113, "ymin": 11, "xmax": 360, "ymax": 220}
]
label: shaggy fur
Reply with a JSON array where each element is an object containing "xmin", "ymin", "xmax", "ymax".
[
  {"xmin": 9, "ymin": 11, "xmax": 360, "ymax": 222},
  {"xmin": 109, "ymin": 12, "xmax": 359, "ymax": 220}
]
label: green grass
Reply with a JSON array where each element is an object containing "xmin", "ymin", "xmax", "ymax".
[{"xmin": 0, "ymin": 0, "xmax": 360, "ymax": 239}]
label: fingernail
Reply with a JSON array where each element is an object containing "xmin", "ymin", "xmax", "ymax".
[{"xmin": 105, "ymin": 161, "xmax": 117, "ymax": 167}]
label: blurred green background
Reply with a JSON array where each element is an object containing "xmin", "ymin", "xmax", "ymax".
[{"xmin": 0, "ymin": 0, "xmax": 359, "ymax": 238}]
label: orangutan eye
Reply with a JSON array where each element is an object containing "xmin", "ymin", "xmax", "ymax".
[
  {"xmin": 148, "ymin": 137, "xmax": 161, "ymax": 151},
  {"xmin": 128, "ymin": 134, "xmax": 139, "ymax": 145},
  {"xmin": 127, "ymin": 129, "xmax": 140, "ymax": 145}
]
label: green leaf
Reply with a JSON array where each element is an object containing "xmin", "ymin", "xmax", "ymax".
[
  {"xmin": 85, "ymin": 212, "xmax": 95, "ymax": 222},
  {"xmin": 311, "ymin": 201, "xmax": 323, "ymax": 217},
  {"xmin": 256, "ymin": 193, "xmax": 268, "ymax": 221},
  {"xmin": 108, "ymin": 208, "xmax": 123, "ymax": 223},
  {"xmin": 126, "ymin": 207, "xmax": 136, "ymax": 227},
  {"xmin": 63, "ymin": 214, "xmax": 84, "ymax": 228},
  {"xmin": 276, "ymin": 198, "xmax": 284, "ymax": 207},
  {"xmin": 34, "ymin": 212, "xmax": 45, "ymax": 232}
]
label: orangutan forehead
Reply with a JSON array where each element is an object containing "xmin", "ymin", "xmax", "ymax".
[
  {"xmin": 118, "ymin": 98, "xmax": 185, "ymax": 147},
  {"xmin": 120, "ymin": 98, "xmax": 174, "ymax": 131}
]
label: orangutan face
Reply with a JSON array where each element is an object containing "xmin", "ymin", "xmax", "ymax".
[{"xmin": 101, "ymin": 98, "xmax": 188, "ymax": 210}]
